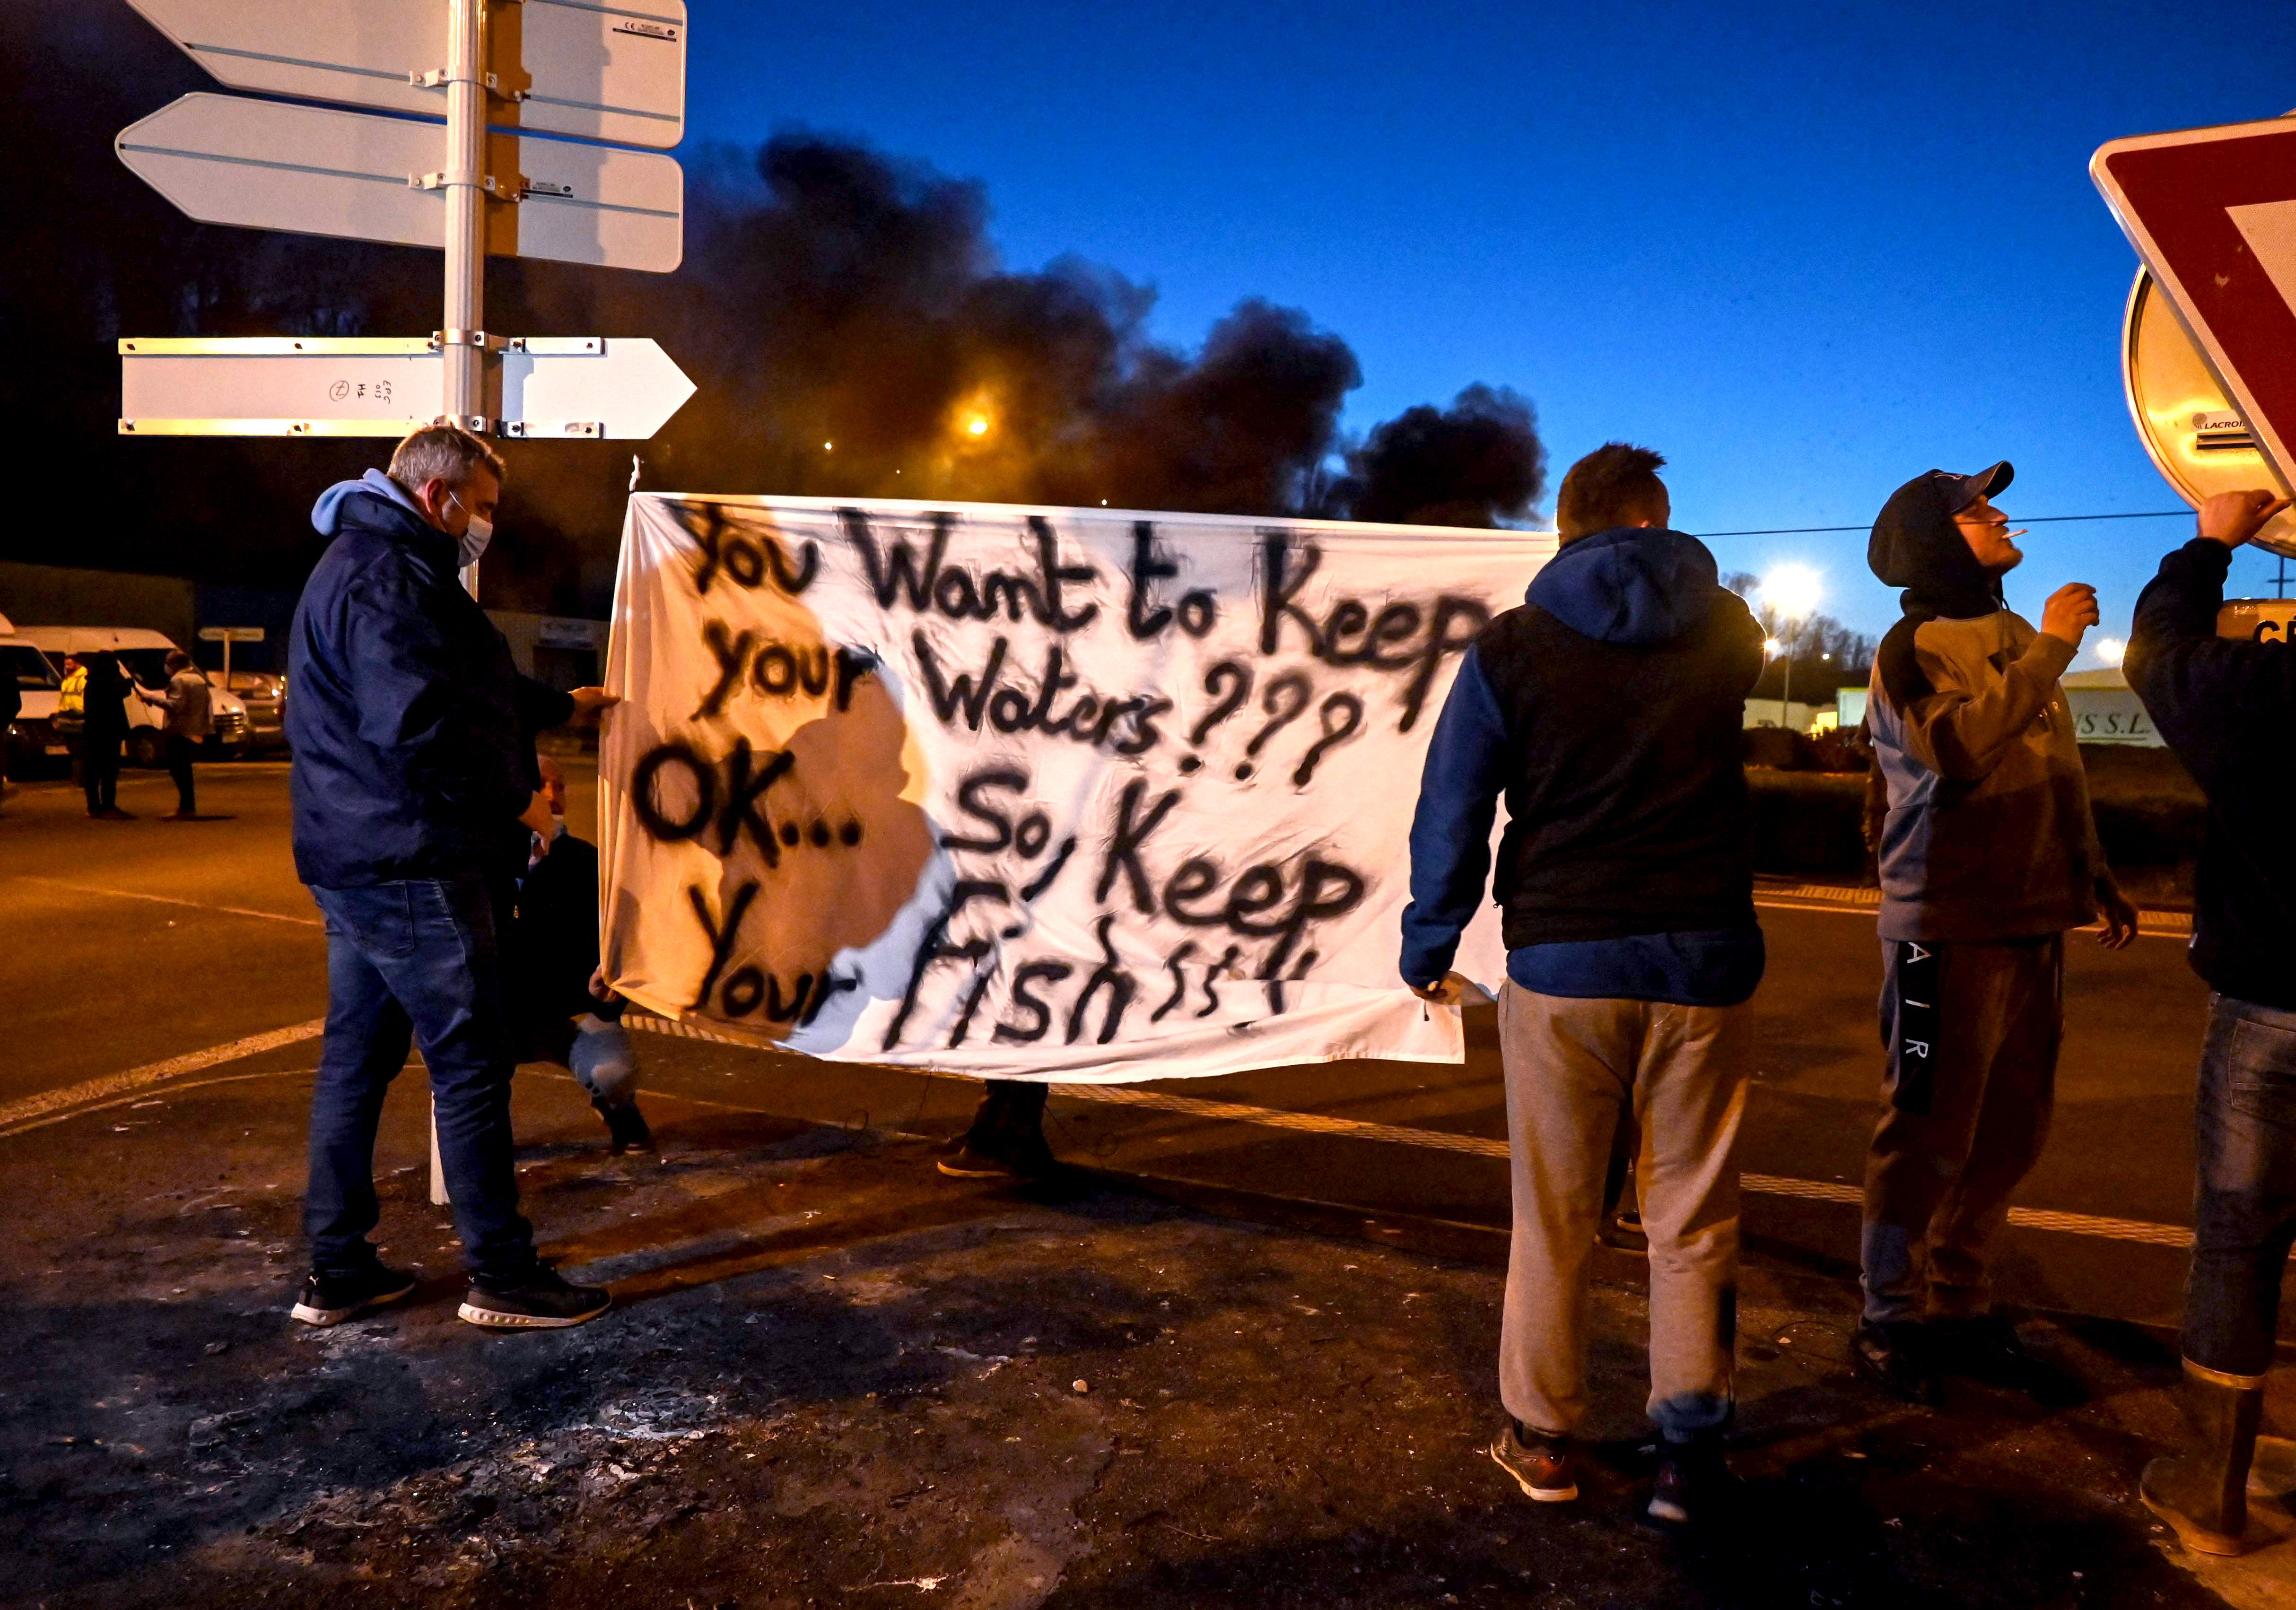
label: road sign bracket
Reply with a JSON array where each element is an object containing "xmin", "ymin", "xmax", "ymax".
[
  {"xmin": 408, "ymin": 170, "xmax": 524, "ymax": 201},
  {"xmin": 500, "ymin": 419, "xmax": 602, "ymax": 438},
  {"xmin": 411, "ymin": 67, "xmax": 524, "ymax": 100}
]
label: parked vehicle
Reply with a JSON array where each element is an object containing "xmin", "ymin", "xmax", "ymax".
[
  {"xmin": 16, "ymin": 627, "xmax": 254, "ymax": 765},
  {"xmin": 212, "ymin": 668, "xmax": 287, "ymax": 750},
  {"xmin": 2, "ymin": 632, "xmax": 65, "ymax": 775}
]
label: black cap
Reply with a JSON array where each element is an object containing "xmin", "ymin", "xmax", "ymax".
[{"xmin": 1928, "ymin": 460, "xmax": 2013, "ymax": 515}]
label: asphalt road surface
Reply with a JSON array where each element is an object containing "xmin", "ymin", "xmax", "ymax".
[{"xmin": 0, "ymin": 754, "xmax": 2234, "ymax": 1332}]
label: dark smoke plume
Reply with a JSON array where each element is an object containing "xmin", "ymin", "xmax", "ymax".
[
  {"xmin": 526, "ymin": 134, "xmax": 1369, "ymax": 521},
  {"xmin": 1, "ymin": 4, "xmax": 1545, "ymax": 618},
  {"xmin": 1328, "ymin": 384, "xmax": 1547, "ymax": 527}
]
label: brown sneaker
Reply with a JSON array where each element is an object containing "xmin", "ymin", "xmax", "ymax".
[{"xmin": 1489, "ymin": 1419, "xmax": 1578, "ymax": 1503}]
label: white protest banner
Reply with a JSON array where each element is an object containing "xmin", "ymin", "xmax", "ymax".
[{"xmin": 598, "ymin": 496, "xmax": 1550, "ymax": 1081}]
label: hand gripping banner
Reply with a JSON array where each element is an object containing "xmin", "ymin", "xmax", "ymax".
[{"xmin": 598, "ymin": 496, "xmax": 1548, "ymax": 1081}]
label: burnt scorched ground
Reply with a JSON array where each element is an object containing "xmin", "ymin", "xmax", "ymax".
[{"xmin": 0, "ymin": 1069, "xmax": 2281, "ymax": 1610}]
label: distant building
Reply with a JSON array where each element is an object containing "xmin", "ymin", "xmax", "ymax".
[
  {"xmin": 488, "ymin": 611, "xmax": 608, "ymax": 691},
  {"xmin": 2060, "ymin": 666, "xmax": 2161, "ymax": 748}
]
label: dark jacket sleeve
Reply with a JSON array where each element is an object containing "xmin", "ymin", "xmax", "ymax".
[
  {"xmin": 2126, "ymin": 539, "xmax": 2296, "ymax": 744},
  {"xmin": 1718, "ymin": 590, "xmax": 1765, "ymax": 696},
  {"xmin": 347, "ymin": 569, "xmax": 529, "ymax": 827},
  {"xmin": 1398, "ymin": 644, "xmax": 1510, "ymax": 988},
  {"xmin": 516, "ymin": 675, "xmax": 576, "ymax": 738},
  {"xmin": 512, "ymin": 675, "xmax": 576, "ymax": 794}
]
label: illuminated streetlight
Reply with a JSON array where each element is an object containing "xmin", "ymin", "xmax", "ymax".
[
  {"xmin": 1763, "ymin": 636, "xmax": 1783, "ymax": 656},
  {"xmin": 1759, "ymin": 565, "xmax": 1824, "ymax": 731},
  {"xmin": 822, "ymin": 441, "xmax": 833, "ymax": 452},
  {"xmin": 966, "ymin": 416, "xmax": 990, "ymax": 437},
  {"xmin": 1760, "ymin": 563, "xmax": 1822, "ymax": 624},
  {"xmin": 2093, "ymin": 636, "xmax": 2127, "ymax": 667}
]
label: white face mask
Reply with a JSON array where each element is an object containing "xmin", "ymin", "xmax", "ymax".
[
  {"xmin": 446, "ymin": 491, "xmax": 494, "ymax": 568},
  {"xmin": 549, "ymin": 813, "xmax": 567, "ymax": 840}
]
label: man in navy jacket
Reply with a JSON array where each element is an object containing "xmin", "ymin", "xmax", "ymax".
[
  {"xmin": 2124, "ymin": 485, "xmax": 2295, "ymax": 1555},
  {"xmin": 287, "ymin": 425, "xmax": 614, "ymax": 1333},
  {"xmin": 1402, "ymin": 443, "xmax": 1764, "ymax": 1527}
]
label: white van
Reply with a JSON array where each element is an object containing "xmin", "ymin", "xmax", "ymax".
[
  {"xmin": 2, "ymin": 629, "xmax": 65, "ymax": 774},
  {"xmin": 17, "ymin": 627, "xmax": 254, "ymax": 765}
]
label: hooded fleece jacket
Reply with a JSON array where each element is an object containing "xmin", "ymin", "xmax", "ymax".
[
  {"xmin": 288, "ymin": 469, "xmax": 569, "ymax": 888},
  {"xmin": 1400, "ymin": 526, "xmax": 1766, "ymax": 1003},
  {"xmin": 1864, "ymin": 473, "xmax": 2103, "ymax": 941}
]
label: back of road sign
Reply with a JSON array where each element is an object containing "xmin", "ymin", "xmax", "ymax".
[
  {"xmin": 122, "ymin": 0, "xmax": 685, "ymax": 149},
  {"xmin": 115, "ymin": 94, "xmax": 682, "ymax": 273},
  {"xmin": 2093, "ymin": 117, "xmax": 2296, "ymax": 503},
  {"xmin": 2122, "ymin": 270, "xmax": 2296, "ymax": 557},
  {"xmin": 118, "ymin": 336, "xmax": 696, "ymax": 440}
]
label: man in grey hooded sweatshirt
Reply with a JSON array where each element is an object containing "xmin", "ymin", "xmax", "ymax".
[{"xmin": 1853, "ymin": 461, "xmax": 2136, "ymax": 1406}]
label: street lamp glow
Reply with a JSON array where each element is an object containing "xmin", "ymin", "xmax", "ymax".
[
  {"xmin": 966, "ymin": 416, "xmax": 990, "ymax": 437},
  {"xmin": 2094, "ymin": 636, "xmax": 2127, "ymax": 667},
  {"xmin": 822, "ymin": 441, "xmax": 833, "ymax": 452},
  {"xmin": 1760, "ymin": 563, "xmax": 1823, "ymax": 623},
  {"xmin": 1763, "ymin": 636, "xmax": 1783, "ymax": 656}
]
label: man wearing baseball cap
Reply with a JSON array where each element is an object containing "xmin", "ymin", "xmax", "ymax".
[{"xmin": 1852, "ymin": 461, "xmax": 2136, "ymax": 1407}]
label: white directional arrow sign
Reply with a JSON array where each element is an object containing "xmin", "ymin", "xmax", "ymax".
[
  {"xmin": 122, "ymin": 0, "xmax": 685, "ymax": 148},
  {"xmin": 116, "ymin": 92, "xmax": 682, "ymax": 272},
  {"xmin": 119, "ymin": 336, "xmax": 696, "ymax": 441}
]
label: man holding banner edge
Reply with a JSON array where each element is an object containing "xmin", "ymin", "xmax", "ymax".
[{"xmin": 1401, "ymin": 442, "xmax": 1765, "ymax": 1527}]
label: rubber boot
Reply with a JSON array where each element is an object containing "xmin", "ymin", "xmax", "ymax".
[{"xmin": 2140, "ymin": 1358, "xmax": 2267, "ymax": 1556}]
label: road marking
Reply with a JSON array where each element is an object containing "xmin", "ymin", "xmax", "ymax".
[
  {"xmin": 14, "ymin": 875, "xmax": 323, "ymax": 928},
  {"xmin": 627, "ymin": 1012, "xmax": 2210, "ymax": 1251},
  {"xmin": 0, "ymin": 1018, "xmax": 327, "ymax": 1136},
  {"xmin": 1754, "ymin": 883, "xmax": 2191, "ymax": 938}
]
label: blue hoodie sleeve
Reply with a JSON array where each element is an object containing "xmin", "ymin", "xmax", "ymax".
[{"xmin": 1398, "ymin": 644, "xmax": 1510, "ymax": 988}]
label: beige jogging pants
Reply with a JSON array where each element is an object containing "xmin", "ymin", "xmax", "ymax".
[{"xmin": 1496, "ymin": 983, "xmax": 1753, "ymax": 1439}]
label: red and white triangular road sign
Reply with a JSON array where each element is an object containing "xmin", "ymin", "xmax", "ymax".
[{"xmin": 2093, "ymin": 117, "xmax": 2296, "ymax": 496}]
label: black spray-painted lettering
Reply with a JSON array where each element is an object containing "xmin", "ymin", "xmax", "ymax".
[
  {"xmin": 911, "ymin": 633, "xmax": 1170, "ymax": 756},
  {"xmin": 1126, "ymin": 523, "xmax": 1217, "ymax": 641},
  {"xmin": 631, "ymin": 739, "xmax": 796, "ymax": 863},
  {"xmin": 1257, "ymin": 532, "xmax": 1489, "ymax": 730},
  {"xmin": 842, "ymin": 509, "xmax": 1100, "ymax": 632},
  {"xmin": 884, "ymin": 879, "xmax": 1009, "ymax": 1051},
  {"xmin": 684, "ymin": 881, "xmax": 859, "ymax": 1026},
  {"xmin": 685, "ymin": 505, "xmax": 820, "ymax": 597}
]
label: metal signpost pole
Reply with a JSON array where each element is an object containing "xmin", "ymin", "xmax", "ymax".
[
  {"xmin": 1780, "ymin": 626, "xmax": 1794, "ymax": 731},
  {"xmin": 442, "ymin": 0, "xmax": 486, "ymax": 430},
  {"xmin": 445, "ymin": 0, "xmax": 486, "ymax": 601},
  {"xmin": 115, "ymin": 0, "xmax": 695, "ymax": 1216},
  {"xmin": 436, "ymin": 0, "xmax": 486, "ymax": 1204}
]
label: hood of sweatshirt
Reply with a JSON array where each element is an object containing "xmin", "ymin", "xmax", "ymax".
[
  {"xmin": 311, "ymin": 468, "xmax": 431, "ymax": 540},
  {"xmin": 1868, "ymin": 471, "xmax": 2007, "ymax": 621},
  {"xmin": 1523, "ymin": 526, "xmax": 1722, "ymax": 646}
]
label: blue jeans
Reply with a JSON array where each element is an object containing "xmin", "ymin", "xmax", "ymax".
[
  {"xmin": 306, "ymin": 875, "xmax": 535, "ymax": 1287},
  {"xmin": 2184, "ymin": 992, "xmax": 2296, "ymax": 1378}
]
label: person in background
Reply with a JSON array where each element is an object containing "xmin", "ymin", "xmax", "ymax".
[
  {"xmin": 288, "ymin": 424, "xmax": 616, "ymax": 1333},
  {"xmin": 135, "ymin": 649, "xmax": 213, "ymax": 819},
  {"xmin": 937, "ymin": 1083, "xmax": 1056, "ymax": 1180},
  {"xmin": 1853, "ymin": 461, "xmax": 2136, "ymax": 1408},
  {"xmin": 55, "ymin": 654, "xmax": 86, "ymax": 790},
  {"xmin": 507, "ymin": 754, "xmax": 654, "ymax": 1155},
  {"xmin": 79, "ymin": 650, "xmax": 131, "ymax": 820},
  {"xmin": 1401, "ymin": 442, "xmax": 1766, "ymax": 1528},
  {"xmin": 2122, "ymin": 486, "xmax": 2296, "ymax": 1556}
]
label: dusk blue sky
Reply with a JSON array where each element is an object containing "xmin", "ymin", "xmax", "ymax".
[{"xmin": 683, "ymin": 1, "xmax": 2296, "ymax": 643}]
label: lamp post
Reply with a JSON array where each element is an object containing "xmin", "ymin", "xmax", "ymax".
[{"xmin": 1760, "ymin": 565, "xmax": 1822, "ymax": 732}]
